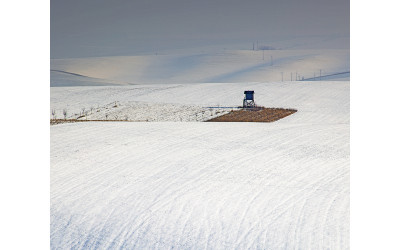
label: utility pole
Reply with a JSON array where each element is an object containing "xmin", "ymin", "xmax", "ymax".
[{"xmin": 320, "ymin": 69, "xmax": 322, "ymax": 81}]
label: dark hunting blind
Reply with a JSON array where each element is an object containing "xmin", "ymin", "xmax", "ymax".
[{"xmin": 243, "ymin": 90, "xmax": 255, "ymax": 108}]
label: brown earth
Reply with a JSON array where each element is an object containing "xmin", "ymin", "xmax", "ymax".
[
  {"xmin": 206, "ymin": 107, "xmax": 297, "ymax": 122},
  {"xmin": 51, "ymin": 107, "xmax": 297, "ymax": 125}
]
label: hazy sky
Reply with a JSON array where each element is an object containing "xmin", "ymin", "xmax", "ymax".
[{"xmin": 51, "ymin": 0, "xmax": 349, "ymax": 58}]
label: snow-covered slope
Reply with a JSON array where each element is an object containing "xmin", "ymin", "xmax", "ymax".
[
  {"xmin": 50, "ymin": 70, "xmax": 129, "ymax": 87},
  {"xmin": 51, "ymin": 49, "xmax": 349, "ymax": 86},
  {"xmin": 51, "ymin": 81, "xmax": 349, "ymax": 249},
  {"xmin": 50, "ymin": 81, "xmax": 348, "ymax": 124}
]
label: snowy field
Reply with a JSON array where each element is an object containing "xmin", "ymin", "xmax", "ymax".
[
  {"xmin": 51, "ymin": 80, "xmax": 349, "ymax": 249},
  {"xmin": 51, "ymin": 49, "xmax": 349, "ymax": 86}
]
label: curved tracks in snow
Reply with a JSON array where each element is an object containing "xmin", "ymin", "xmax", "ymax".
[
  {"xmin": 51, "ymin": 122, "xmax": 349, "ymax": 249},
  {"xmin": 50, "ymin": 81, "xmax": 349, "ymax": 249}
]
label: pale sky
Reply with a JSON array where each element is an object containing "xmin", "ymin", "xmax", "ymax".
[{"xmin": 51, "ymin": 0, "xmax": 349, "ymax": 58}]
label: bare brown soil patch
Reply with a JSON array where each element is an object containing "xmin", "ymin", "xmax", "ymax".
[{"xmin": 206, "ymin": 107, "xmax": 297, "ymax": 123}]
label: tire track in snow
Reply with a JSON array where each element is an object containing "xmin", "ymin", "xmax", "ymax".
[{"xmin": 233, "ymin": 158, "xmax": 347, "ymax": 248}]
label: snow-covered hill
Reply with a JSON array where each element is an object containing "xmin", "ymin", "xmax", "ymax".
[
  {"xmin": 50, "ymin": 70, "xmax": 128, "ymax": 87},
  {"xmin": 51, "ymin": 81, "xmax": 349, "ymax": 249},
  {"xmin": 51, "ymin": 49, "xmax": 349, "ymax": 86}
]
